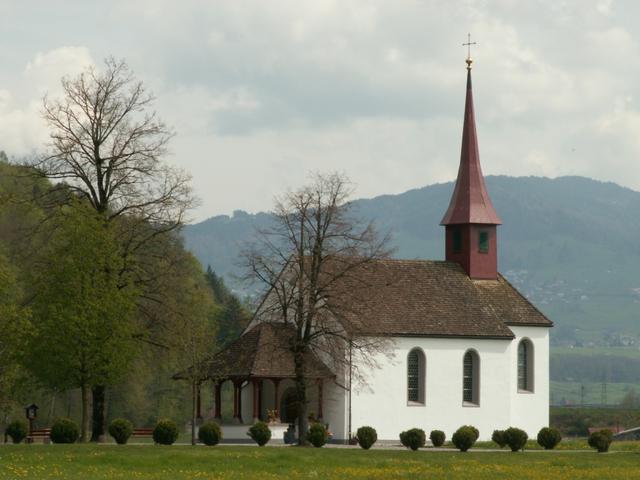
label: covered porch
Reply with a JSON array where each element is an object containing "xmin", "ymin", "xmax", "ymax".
[{"xmin": 191, "ymin": 323, "xmax": 335, "ymax": 442}]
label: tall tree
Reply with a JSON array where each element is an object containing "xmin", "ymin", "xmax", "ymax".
[
  {"xmin": 35, "ymin": 57, "xmax": 194, "ymax": 440},
  {"xmin": 167, "ymin": 255, "xmax": 218, "ymax": 445},
  {"xmin": 243, "ymin": 172, "xmax": 391, "ymax": 445},
  {"xmin": 26, "ymin": 202, "xmax": 137, "ymax": 441},
  {"xmin": 0, "ymin": 250, "xmax": 28, "ymax": 422}
]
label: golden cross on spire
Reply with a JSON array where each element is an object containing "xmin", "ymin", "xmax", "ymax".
[{"xmin": 463, "ymin": 33, "xmax": 476, "ymax": 70}]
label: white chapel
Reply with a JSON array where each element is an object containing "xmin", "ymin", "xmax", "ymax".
[{"xmin": 200, "ymin": 57, "xmax": 553, "ymax": 443}]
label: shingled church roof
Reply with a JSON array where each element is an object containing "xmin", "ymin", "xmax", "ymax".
[
  {"xmin": 196, "ymin": 259, "xmax": 551, "ymax": 380},
  {"xmin": 329, "ymin": 259, "xmax": 552, "ymax": 338}
]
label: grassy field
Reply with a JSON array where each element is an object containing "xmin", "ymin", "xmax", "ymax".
[
  {"xmin": 1, "ymin": 444, "xmax": 640, "ymax": 479},
  {"xmin": 550, "ymin": 346, "xmax": 640, "ymax": 405},
  {"xmin": 550, "ymin": 380, "xmax": 638, "ymax": 406},
  {"xmin": 551, "ymin": 347, "xmax": 640, "ymax": 358}
]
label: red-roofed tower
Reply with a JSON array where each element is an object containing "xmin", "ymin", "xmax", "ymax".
[{"xmin": 441, "ymin": 55, "xmax": 501, "ymax": 280}]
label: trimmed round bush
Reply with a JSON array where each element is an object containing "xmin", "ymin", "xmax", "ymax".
[
  {"xmin": 50, "ymin": 418, "xmax": 79, "ymax": 444},
  {"xmin": 399, "ymin": 428, "xmax": 426, "ymax": 451},
  {"xmin": 153, "ymin": 419, "xmax": 179, "ymax": 445},
  {"xmin": 5, "ymin": 420, "xmax": 28, "ymax": 444},
  {"xmin": 537, "ymin": 427, "xmax": 562, "ymax": 450},
  {"xmin": 452, "ymin": 426, "xmax": 477, "ymax": 452},
  {"xmin": 356, "ymin": 426, "xmax": 377, "ymax": 450},
  {"xmin": 503, "ymin": 427, "xmax": 528, "ymax": 452},
  {"xmin": 248, "ymin": 421, "xmax": 271, "ymax": 446},
  {"xmin": 108, "ymin": 418, "xmax": 133, "ymax": 445},
  {"xmin": 308, "ymin": 422, "xmax": 327, "ymax": 448},
  {"xmin": 492, "ymin": 429, "xmax": 506, "ymax": 448},
  {"xmin": 588, "ymin": 429, "xmax": 613, "ymax": 453},
  {"xmin": 199, "ymin": 421, "xmax": 222, "ymax": 446},
  {"xmin": 429, "ymin": 430, "xmax": 446, "ymax": 447}
]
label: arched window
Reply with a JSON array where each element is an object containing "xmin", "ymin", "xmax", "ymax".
[
  {"xmin": 518, "ymin": 339, "xmax": 534, "ymax": 392},
  {"xmin": 463, "ymin": 350, "xmax": 480, "ymax": 405},
  {"xmin": 407, "ymin": 348, "xmax": 426, "ymax": 404}
]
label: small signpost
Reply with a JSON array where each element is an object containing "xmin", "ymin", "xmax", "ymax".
[{"xmin": 25, "ymin": 403, "xmax": 38, "ymax": 439}]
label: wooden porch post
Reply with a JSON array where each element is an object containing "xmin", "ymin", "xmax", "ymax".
[
  {"xmin": 258, "ymin": 380, "xmax": 263, "ymax": 421},
  {"xmin": 273, "ymin": 379, "xmax": 281, "ymax": 422},
  {"xmin": 238, "ymin": 381, "xmax": 243, "ymax": 424},
  {"xmin": 232, "ymin": 380, "xmax": 242, "ymax": 424},
  {"xmin": 317, "ymin": 379, "xmax": 324, "ymax": 420},
  {"xmin": 214, "ymin": 382, "xmax": 222, "ymax": 420},
  {"xmin": 252, "ymin": 379, "xmax": 260, "ymax": 422}
]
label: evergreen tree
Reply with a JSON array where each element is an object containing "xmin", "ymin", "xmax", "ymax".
[{"xmin": 204, "ymin": 266, "xmax": 248, "ymax": 346}]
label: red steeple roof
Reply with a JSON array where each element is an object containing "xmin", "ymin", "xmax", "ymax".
[{"xmin": 440, "ymin": 67, "xmax": 501, "ymax": 226}]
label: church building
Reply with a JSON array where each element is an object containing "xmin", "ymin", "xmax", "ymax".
[{"xmin": 199, "ymin": 55, "xmax": 553, "ymax": 443}]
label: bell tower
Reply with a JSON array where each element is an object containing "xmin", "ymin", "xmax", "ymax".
[{"xmin": 440, "ymin": 47, "xmax": 501, "ymax": 280}]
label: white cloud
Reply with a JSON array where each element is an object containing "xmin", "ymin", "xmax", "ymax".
[
  {"xmin": 25, "ymin": 46, "xmax": 94, "ymax": 95},
  {"xmin": 0, "ymin": 47, "xmax": 94, "ymax": 157}
]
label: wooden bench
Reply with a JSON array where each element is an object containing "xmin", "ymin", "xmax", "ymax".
[
  {"xmin": 131, "ymin": 427, "xmax": 154, "ymax": 439},
  {"xmin": 24, "ymin": 427, "xmax": 153, "ymax": 443},
  {"xmin": 27, "ymin": 428, "xmax": 51, "ymax": 444}
]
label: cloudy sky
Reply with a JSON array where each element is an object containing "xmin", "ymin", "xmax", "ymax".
[{"xmin": 0, "ymin": 0, "xmax": 638, "ymax": 221}]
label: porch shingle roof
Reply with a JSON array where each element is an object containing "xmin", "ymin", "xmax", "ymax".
[{"xmin": 206, "ymin": 323, "xmax": 334, "ymax": 380}]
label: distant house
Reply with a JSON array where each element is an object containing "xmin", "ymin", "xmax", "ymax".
[
  {"xmin": 197, "ymin": 56, "xmax": 553, "ymax": 443},
  {"xmin": 613, "ymin": 426, "xmax": 640, "ymax": 441},
  {"xmin": 588, "ymin": 426, "xmax": 626, "ymax": 435}
]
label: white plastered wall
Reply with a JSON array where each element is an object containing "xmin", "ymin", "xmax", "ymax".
[{"xmin": 347, "ymin": 329, "xmax": 550, "ymax": 441}]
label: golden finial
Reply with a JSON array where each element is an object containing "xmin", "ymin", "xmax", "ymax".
[{"xmin": 463, "ymin": 33, "xmax": 476, "ymax": 70}]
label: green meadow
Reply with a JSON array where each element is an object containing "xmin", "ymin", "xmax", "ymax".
[{"xmin": 1, "ymin": 444, "xmax": 639, "ymax": 480}]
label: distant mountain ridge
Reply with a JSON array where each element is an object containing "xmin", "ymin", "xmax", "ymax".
[{"xmin": 183, "ymin": 175, "xmax": 640, "ymax": 345}]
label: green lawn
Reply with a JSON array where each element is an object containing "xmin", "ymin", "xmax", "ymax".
[{"xmin": 1, "ymin": 444, "xmax": 639, "ymax": 479}]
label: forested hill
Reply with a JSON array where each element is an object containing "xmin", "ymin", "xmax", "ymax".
[{"xmin": 184, "ymin": 176, "xmax": 640, "ymax": 345}]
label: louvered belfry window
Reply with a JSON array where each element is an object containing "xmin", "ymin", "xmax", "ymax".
[
  {"xmin": 453, "ymin": 229, "xmax": 463, "ymax": 253},
  {"xmin": 478, "ymin": 231, "xmax": 489, "ymax": 253},
  {"xmin": 407, "ymin": 350, "xmax": 420, "ymax": 402}
]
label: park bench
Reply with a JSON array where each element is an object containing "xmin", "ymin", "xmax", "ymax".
[
  {"xmin": 131, "ymin": 427, "xmax": 154, "ymax": 439},
  {"xmin": 27, "ymin": 428, "xmax": 51, "ymax": 444}
]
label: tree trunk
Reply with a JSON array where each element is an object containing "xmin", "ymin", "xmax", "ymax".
[
  {"xmin": 48, "ymin": 391, "xmax": 56, "ymax": 425},
  {"xmin": 90, "ymin": 385, "xmax": 106, "ymax": 442},
  {"xmin": 294, "ymin": 348, "xmax": 308, "ymax": 446},
  {"xmin": 191, "ymin": 380, "xmax": 197, "ymax": 446},
  {"xmin": 80, "ymin": 384, "xmax": 90, "ymax": 442}
]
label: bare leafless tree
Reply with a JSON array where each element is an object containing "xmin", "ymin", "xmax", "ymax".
[
  {"xmin": 39, "ymin": 57, "xmax": 192, "ymax": 225},
  {"xmin": 243, "ymin": 172, "xmax": 392, "ymax": 445},
  {"xmin": 34, "ymin": 57, "xmax": 195, "ymax": 441}
]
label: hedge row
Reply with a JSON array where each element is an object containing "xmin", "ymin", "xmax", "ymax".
[{"xmin": 3, "ymin": 418, "xmax": 612, "ymax": 452}]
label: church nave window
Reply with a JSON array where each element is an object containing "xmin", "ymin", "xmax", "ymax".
[
  {"xmin": 517, "ymin": 339, "xmax": 534, "ymax": 393},
  {"xmin": 463, "ymin": 350, "xmax": 480, "ymax": 405},
  {"xmin": 407, "ymin": 348, "xmax": 426, "ymax": 405}
]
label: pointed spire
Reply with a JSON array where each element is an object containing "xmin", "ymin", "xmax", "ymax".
[{"xmin": 440, "ymin": 63, "xmax": 501, "ymax": 226}]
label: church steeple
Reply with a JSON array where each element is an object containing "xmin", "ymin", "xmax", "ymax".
[{"xmin": 441, "ymin": 51, "xmax": 501, "ymax": 280}]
